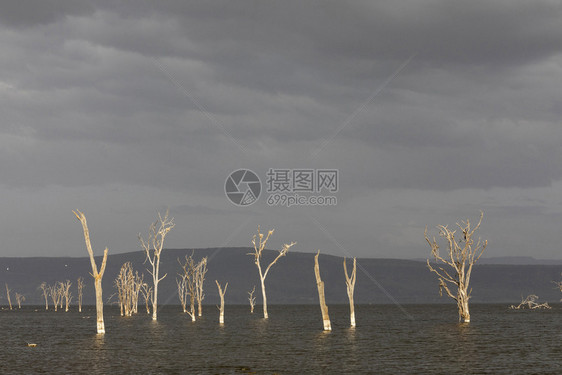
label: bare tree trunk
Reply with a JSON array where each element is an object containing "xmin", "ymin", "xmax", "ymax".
[
  {"xmin": 425, "ymin": 211, "xmax": 487, "ymax": 323},
  {"xmin": 77, "ymin": 277, "xmax": 84, "ymax": 313},
  {"xmin": 39, "ymin": 282, "xmax": 49, "ymax": 310},
  {"xmin": 195, "ymin": 257, "xmax": 207, "ymax": 317},
  {"xmin": 15, "ymin": 293, "xmax": 25, "ymax": 309},
  {"xmin": 314, "ymin": 252, "xmax": 331, "ymax": 331},
  {"xmin": 248, "ymin": 227, "xmax": 295, "ymax": 319},
  {"xmin": 73, "ymin": 210, "xmax": 108, "ymax": 334},
  {"xmin": 139, "ymin": 210, "xmax": 174, "ymax": 321},
  {"xmin": 5, "ymin": 284, "xmax": 12, "ymax": 310},
  {"xmin": 215, "ymin": 280, "xmax": 228, "ymax": 324},
  {"xmin": 343, "ymin": 257, "xmax": 357, "ymax": 327},
  {"xmin": 248, "ymin": 286, "xmax": 256, "ymax": 313}
]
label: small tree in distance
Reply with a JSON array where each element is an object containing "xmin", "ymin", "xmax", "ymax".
[{"xmin": 424, "ymin": 211, "xmax": 487, "ymax": 323}]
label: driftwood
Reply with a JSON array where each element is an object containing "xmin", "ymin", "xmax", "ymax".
[{"xmin": 510, "ymin": 295, "xmax": 551, "ymax": 310}]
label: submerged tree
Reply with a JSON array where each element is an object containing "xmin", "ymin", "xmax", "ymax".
[
  {"xmin": 49, "ymin": 283, "xmax": 61, "ymax": 312},
  {"xmin": 139, "ymin": 210, "xmax": 175, "ymax": 321},
  {"xmin": 510, "ymin": 294, "xmax": 551, "ymax": 310},
  {"xmin": 114, "ymin": 262, "xmax": 141, "ymax": 317},
  {"xmin": 178, "ymin": 255, "xmax": 196, "ymax": 321},
  {"xmin": 39, "ymin": 282, "xmax": 49, "ymax": 310},
  {"xmin": 140, "ymin": 282, "xmax": 152, "ymax": 315},
  {"xmin": 5, "ymin": 284, "xmax": 12, "ymax": 310},
  {"xmin": 15, "ymin": 293, "xmax": 25, "ymax": 309},
  {"xmin": 343, "ymin": 257, "xmax": 357, "ymax": 327},
  {"xmin": 195, "ymin": 257, "xmax": 208, "ymax": 317},
  {"xmin": 425, "ymin": 211, "xmax": 487, "ymax": 323},
  {"xmin": 248, "ymin": 227, "xmax": 296, "ymax": 319},
  {"xmin": 215, "ymin": 280, "xmax": 228, "ymax": 324},
  {"xmin": 77, "ymin": 277, "xmax": 84, "ymax": 313},
  {"xmin": 314, "ymin": 251, "xmax": 331, "ymax": 331},
  {"xmin": 248, "ymin": 286, "xmax": 256, "ymax": 314},
  {"xmin": 60, "ymin": 280, "xmax": 72, "ymax": 312},
  {"xmin": 73, "ymin": 210, "xmax": 109, "ymax": 334}
]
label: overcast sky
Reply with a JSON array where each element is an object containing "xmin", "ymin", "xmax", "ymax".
[{"xmin": 1, "ymin": 0, "xmax": 561, "ymax": 259}]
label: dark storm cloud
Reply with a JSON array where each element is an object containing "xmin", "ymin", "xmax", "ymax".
[
  {"xmin": 1, "ymin": 1, "xmax": 562, "ymax": 258},
  {"xmin": 0, "ymin": 0, "xmax": 93, "ymax": 28}
]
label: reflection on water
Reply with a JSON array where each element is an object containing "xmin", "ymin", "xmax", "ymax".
[{"xmin": 0, "ymin": 304, "xmax": 560, "ymax": 374}]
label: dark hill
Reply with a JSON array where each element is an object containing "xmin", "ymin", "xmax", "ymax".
[{"xmin": 1, "ymin": 248, "xmax": 560, "ymax": 306}]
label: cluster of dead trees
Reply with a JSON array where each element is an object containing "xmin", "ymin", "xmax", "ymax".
[
  {"xmin": 37, "ymin": 280, "xmax": 77, "ymax": 312},
  {"xmin": 4, "ymin": 284, "xmax": 25, "ymax": 310},
  {"xmin": 177, "ymin": 255, "xmax": 208, "ymax": 321},
  {"xmin": 510, "ymin": 295, "xmax": 551, "ymax": 310}
]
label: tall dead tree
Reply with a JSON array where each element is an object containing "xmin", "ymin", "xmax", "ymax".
[
  {"xmin": 343, "ymin": 257, "xmax": 357, "ymax": 327},
  {"xmin": 425, "ymin": 211, "xmax": 487, "ymax": 323},
  {"xmin": 195, "ymin": 257, "xmax": 208, "ymax": 317},
  {"xmin": 77, "ymin": 277, "xmax": 84, "ymax": 313},
  {"xmin": 248, "ymin": 227, "xmax": 296, "ymax": 319},
  {"xmin": 15, "ymin": 293, "xmax": 25, "ymax": 309},
  {"xmin": 314, "ymin": 251, "xmax": 331, "ymax": 331},
  {"xmin": 139, "ymin": 210, "xmax": 175, "ymax": 321},
  {"xmin": 248, "ymin": 286, "xmax": 256, "ymax": 313},
  {"xmin": 73, "ymin": 210, "xmax": 108, "ymax": 334},
  {"xmin": 5, "ymin": 284, "xmax": 12, "ymax": 310},
  {"xmin": 61, "ymin": 280, "xmax": 72, "ymax": 312},
  {"xmin": 215, "ymin": 280, "xmax": 228, "ymax": 324},
  {"xmin": 39, "ymin": 282, "xmax": 49, "ymax": 310}
]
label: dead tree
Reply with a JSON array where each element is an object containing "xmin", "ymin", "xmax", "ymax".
[
  {"xmin": 140, "ymin": 282, "xmax": 152, "ymax": 314},
  {"xmin": 510, "ymin": 294, "xmax": 551, "ymax": 310},
  {"xmin": 73, "ymin": 210, "xmax": 109, "ymax": 334},
  {"xmin": 139, "ymin": 210, "xmax": 175, "ymax": 321},
  {"xmin": 178, "ymin": 255, "xmax": 197, "ymax": 321},
  {"xmin": 177, "ymin": 274, "xmax": 189, "ymax": 314},
  {"xmin": 195, "ymin": 257, "xmax": 208, "ymax": 317},
  {"xmin": 425, "ymin": 211, "xmax": 487, "ymax": 323},
  {"xmin": 49, "ymin": 284, "xmax": 61, "ymax": 312},
  {"xmin": 248, "ymin": 227, "xmax": 296, "ymax": 319},
  {"xmin": 343, "ymin": 257, "xmax": 357, "ymax": 327},
  {"xmin": 39, "ymin": 282, "xmax": 49, "ymax": 310},
  {"xmin": 15, "ymin": 293, "xmax": 25, "ymax": 309},
  {"xmin": 314, "ymin": 251, "xmax": 331, "ymax": 331},
  {"xmin": 248, "ymin": 286, "xmax": 256, "ymax": 313},
  {"xmin": 215, "ymin": 280, "xmax": 228, "ymax": 324},
  {"xmin": 5, "ymin": 284, "xmax": 12, "ymax": 310},
  {"xmin": 61, "ymin": 280, "xmax": 72, "ymax": 312},
  {"xmin": 114, "ymin": 262, "xmax": 142, "ymax": 317},
  {"xmin": 77, "ymin": 277, "xmax": 84, "ymax": 313}
]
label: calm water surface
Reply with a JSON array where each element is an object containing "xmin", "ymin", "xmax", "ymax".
[{"xmin": 1, "ymin": 304, "xmax": 560, "ymax": 374}]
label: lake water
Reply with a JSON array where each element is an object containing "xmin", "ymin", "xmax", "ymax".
[{"xmin": 1, "ymin": 304, "xmax": 560, "ymax": 374}]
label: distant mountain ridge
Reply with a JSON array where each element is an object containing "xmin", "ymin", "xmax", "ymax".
[{"xmin": 1, "ymin": 248, "xmax": 561, "ymax": 307}]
